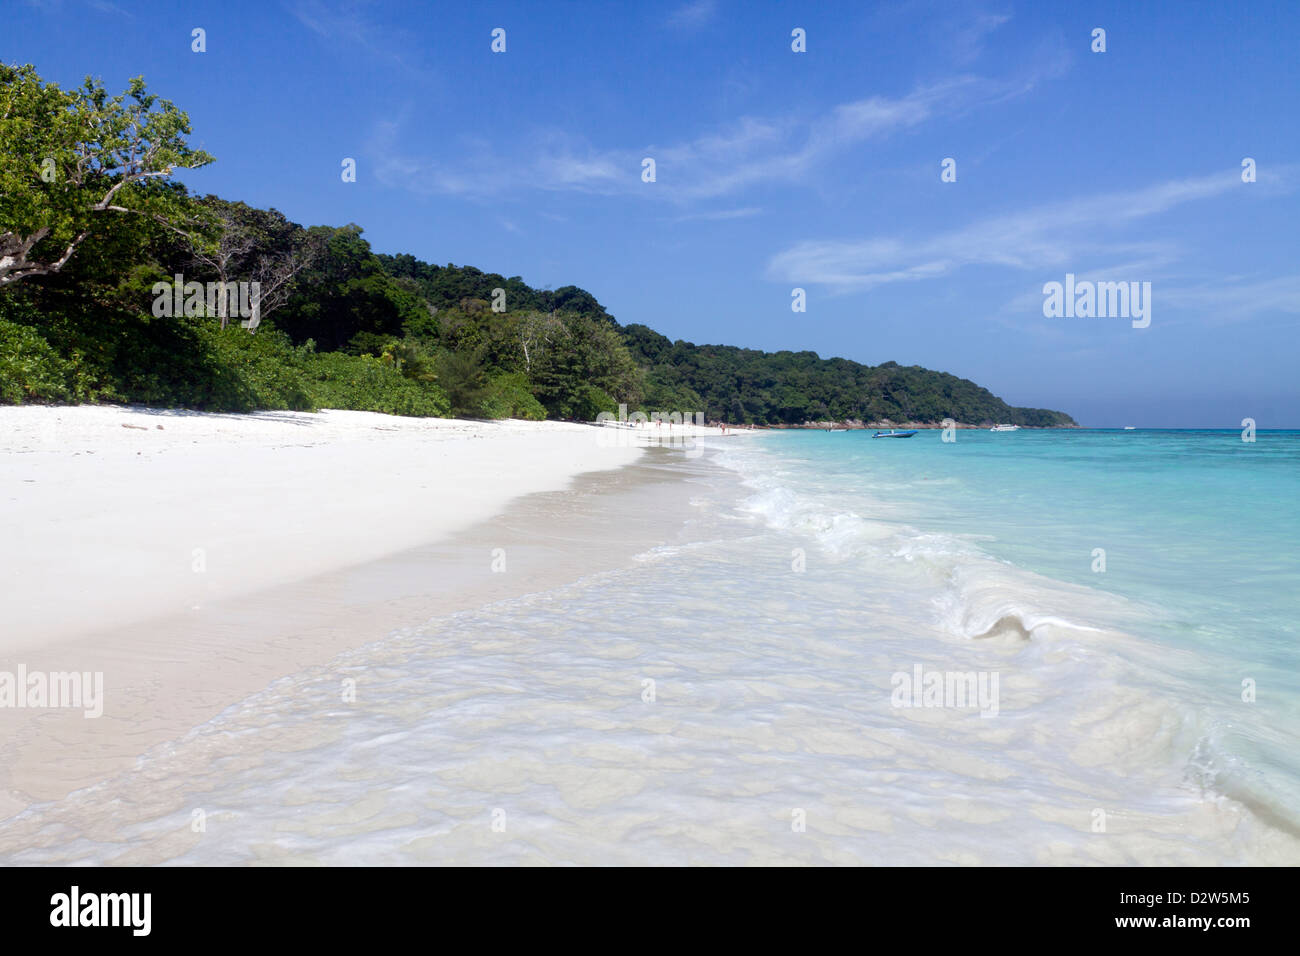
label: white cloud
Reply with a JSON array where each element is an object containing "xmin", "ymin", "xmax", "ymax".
[
  {"xmin": 871, "ymin": 0, "xmax": 1014, "ymax": 66},
  {"xmin": 368, "ymin": 70, "xmax": 1047, "ymax": 203},
  {"xmin": 1161, "ymin": 274, "xmax": 1300, "ymax": 322},
  {"xmin": 767, "ymin": 169, "xmax": 1295, "ymax": 292},
  {"xmin": 667, "ymin": 207, "xmax": 763, "ymax": 223},
  {"xmin": 290, "ymin": 0, "xmax": 428, "ymax": 78},
  {"xmin": 666, "ymin": 0, "xmax": 719, "ymax": 30}
]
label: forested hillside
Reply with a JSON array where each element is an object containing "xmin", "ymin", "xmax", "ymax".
[{"xmin": 0, "ymin": 64, "xmax": 1074, "ymax": 427}]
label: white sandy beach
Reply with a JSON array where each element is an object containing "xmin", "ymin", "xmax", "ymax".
[
  {"xmin": 0, "ymin": 404, "xmax": 732, "ymax": 814},
  {"xmin": 2, "ymin": 408, "xmax": 1297, "ymax": 866},
  {"xmin": 2, "ymin": 406, "xmax": 661, "ymax": 648}
]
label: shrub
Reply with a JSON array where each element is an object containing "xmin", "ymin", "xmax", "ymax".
[
  {"xmin": 434, "ymin": 347, "xmax": 490, "ymax": 417},
  {"xmin": 481, "ymin": 371, "xmax": 547, "ymax": 420},
  {"xmin": 302, "ymin": 349, "xmax": 450, "ymax": 417},
  {"xmin": 196, "ymin": 325, "xmax": 316, "ymax": 411},
  {"xmin": 0, "ymin": 319, "xmax": 84, "ymax": 403},
  {"xmin": 571, "ymin": 383, "xmax": 618, "ymax": 422}
]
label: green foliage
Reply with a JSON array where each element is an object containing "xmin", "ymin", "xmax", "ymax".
[
  {"xmin": 195, "ymin": 325, "xmax": 315, "ymax": 411},
  {"xmin": 188, "ymin": 329, "xmax": 450, "ymax": 417},
  {"xmin": 619, "ymin": 324, "xmax": 1076, "ymax": 426},
  {"xmin": 378, "ymin": 256, "xmax": 616, "ymax": 322},
  {"xmin": 0, "ymin": 318, "xmax": 82, "ymax": 402},
  {"xmin": 380, "ymin": 337, "xmax": 438, "ymax": 384},
  {"xmin": 0, "ymin": 67, "xmax": 1074, "ymax": 426},
  {"xmin": 481, "ymin": 371, "xmax": 547, "ymax": 420},
  {"xmin": 528, "ymin": 312, "xmax": 642, "ymax": 419},
  {"xmin": 269, "ymin": 225, "xmax": 424, "ymax": 352},
  {"xmin": 435, "ymin": 306, "xmax": 530, "ymax": 373},
  {"xmin": 0, "ymin": 284, "xmax": 449, "ymax": 416},
  {"xmin": 570, "ymin": 384, "xmax": 619, "ymax": 421},
  {"xmin": 435, "ymin": 347, "xmax": 491, "ymax": 417},
  {"xmin": 0, "ymin": 62, "xmax": 215, "ymax": 287},
  {"xmin": 638, "ymin": 365, "xmax": 705, "ymax": 418},
  {"xmin": 300, "ymin": 349, "xmax": 450, "ymax": 417}
]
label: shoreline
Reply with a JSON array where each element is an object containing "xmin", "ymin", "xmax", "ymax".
[
  {"xmin": 1, "ymin": 405, "xmax": 658, "ymax": 652},
  {"xmin": 2, "ymin": 422, "xmax": 1296, "ymax": 865},
  {"xmin": 0, "ymin": 405, "xmax": 729, "ymax": 819}
]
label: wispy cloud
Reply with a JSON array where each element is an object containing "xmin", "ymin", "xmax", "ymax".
[
  {"xmin": 289, "ymin": 0, "xmax": 429, "ymax": 78},
  {"xmin": 767, "ymin": 168, "xmax": 1297, "ymax": 292},
  {"xmin": 666, "ymin": 0, "xmax": 719, "ymax": 31},
  {"xmin": 872, "ymin": 0, "xmax": 1021, "ymax": 65},
  {"xmin": 995, "ymin": 253, "xmax": 1182, "ymax": 317},
  {"xmin": 666, "ymin": 206, "xmax": 762, "ymax": 223},
  {"xmin": 923, "ymin": 0, "xmax": 1012, "ymax": 65},
  {"xmin": 368, "ymin": 121, "xmax": 512, "ymax": 195},
  {"xmin": 370, "ymin": 68, "xmax": 1052, "ymax": 203},
  {"xmin": 948, "ymin": 9, "xmax": 1012, "ymax": 64},
  {"xmin": 1161, "ymin": 274, "xmax": 1300, "ymax": 323}
]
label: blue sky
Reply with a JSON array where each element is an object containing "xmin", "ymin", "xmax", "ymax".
[{"xmin": 7, "ymin": 0, "xmax": 1298, "ymax": 426}]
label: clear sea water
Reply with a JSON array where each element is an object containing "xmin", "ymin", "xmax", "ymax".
[
  {"xmin": 3, "ymin": 428, "xmax": 1298, "ymax": 865},
  {"xmin": 709, "ymin": 428, "xmax": 1300, "ymax": 855}
]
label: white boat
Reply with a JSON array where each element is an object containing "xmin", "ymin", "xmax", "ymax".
[
  {"xmin": 990, "ymin": 424, "xmax": 1019, "ymax": 432},
  {"xmin": 1123, "ymin": 425, "xmax": 1136, "ymax": 430}
]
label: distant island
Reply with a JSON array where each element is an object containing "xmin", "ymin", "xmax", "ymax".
[{"xmin": 0, "ymin": 64, "xmax": 1074, "ymax": 428}]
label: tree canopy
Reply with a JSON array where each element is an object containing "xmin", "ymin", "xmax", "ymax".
[
  {"xmin": 0, "ymin": 64, "xmax": 213, "ymax": 286},
  {"xmin": 0, "ymin": 62, "xmax": 1075, "ymax": 427}
]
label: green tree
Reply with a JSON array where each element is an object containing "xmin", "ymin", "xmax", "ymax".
[
  {"xmin": 176, "ymin": 197, "xmax": 324, "ymax": 328},
  {"xmin": 269, "ymin": 225, "xmax": 422, "ymax": 351},
  {"xmin": 435, "ymin": 347, "xmax": 491, "ymax": 417},
  {"xmin": 530, "ymin": 312, "xmax": 642, "ymax": 419},
  {"xmin": 0, "ymin": 63, "xmax": 214, "ymax": 287}
]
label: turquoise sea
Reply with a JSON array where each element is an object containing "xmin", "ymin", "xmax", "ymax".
[
  {"xmin": 710, "ymin": 428, "xmax": 1300, "ymax": 853},
  {"xmin": 3, "ymin": 427, "xmax": 1297, "ymax": 864}
]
